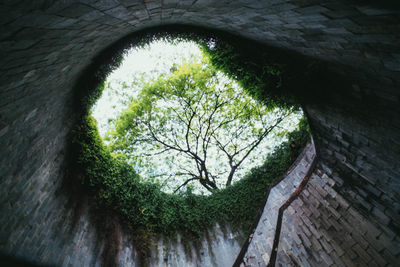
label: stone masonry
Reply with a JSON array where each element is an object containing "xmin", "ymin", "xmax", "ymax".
[
  {"xmin": 241, "ymin": 141, "xmax": 316, "ymax": 266},
  {"xmin": 1, "ymin": 0, "xmax": 399, "ymax": 266},
  {"xmin": 276, "ymin": 166, "xmax": 400, "ymax": 266}
]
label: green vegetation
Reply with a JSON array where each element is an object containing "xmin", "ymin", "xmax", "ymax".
[
  {"xmin": 72, "ymin": 114, "xmax": 309, "ymax": 246},
  {"xmin": 106, "ymin": 56, "xmax": 301, "ymax": 194},
  {"xmin": 69, "ymin": 28, "xmax": 311, "ymax": 261}
]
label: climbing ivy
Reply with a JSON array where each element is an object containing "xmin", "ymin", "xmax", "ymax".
[{"xmin": 68, "ymin": 26, "xmax": 311, "ymax": 263}]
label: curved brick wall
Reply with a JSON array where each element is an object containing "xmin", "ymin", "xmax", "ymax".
[
  {"xmin": 239, "ymin": 141, "xmax": 316, "ymax": 266},
  {"xmin": 1, "ymin": 0, "xmax": 399, "ymax": 266}
]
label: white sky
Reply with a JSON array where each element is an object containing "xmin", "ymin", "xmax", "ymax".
[
  {"xmin": 92, "ymin": 40, "xmax": 203, "ymax": 136},
  {"xmin": 91, "ymin": 40, "xmax": 302, "ymax": 194}
]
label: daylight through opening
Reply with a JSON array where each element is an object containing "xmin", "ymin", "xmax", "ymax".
[{"xmin": 91, "ymin": 39, "xmax": 303, "ymax": 195}]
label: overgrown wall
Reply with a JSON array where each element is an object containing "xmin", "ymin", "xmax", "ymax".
[{"xmin": 1, "ymin": 0, "xmax": 399, "ymax": 266}]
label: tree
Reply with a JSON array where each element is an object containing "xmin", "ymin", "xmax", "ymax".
[{"xmin": 106, "ymin": 60, "xmax": 295, "ymax": 194}]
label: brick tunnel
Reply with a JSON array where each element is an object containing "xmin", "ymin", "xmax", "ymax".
[{"xmin": 0, "ymin": 1, "xmax": 399, "ymax": 266}]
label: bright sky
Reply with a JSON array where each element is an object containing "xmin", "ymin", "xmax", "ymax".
[
  {"xmin": 92, "ymin": 40, "xmax": 302, "ymax": 194},
  {"xmin": 92, "ymin": 40, "xmax": 203, "ymax": 137}
]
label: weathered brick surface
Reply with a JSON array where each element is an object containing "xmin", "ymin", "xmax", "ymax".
[
  {"xmin": 241, "ymin": 141, "xmax": 316, "ymax": 266},
  {"xmin": 276, "ymin": 166, "xmax": 400, "ymax": 266},
  {"xmin": 1, "ymin": 0, "xmax": 399, "ymax": 266},
  {"xmin": 118, "ymin": 223, "xmax": 242, "ymax": 267}
]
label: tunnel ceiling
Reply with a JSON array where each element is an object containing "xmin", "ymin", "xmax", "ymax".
[
  {"xmin": 1, "ymin": 0, "xmax": 398, "ymax": 189},
  {"xmin": 1, "ymin": 0, "xmax": 400, "ymax": 266},
  {"xmin": 1, "ymin": 0, "xmax": 399, "ymax": 88}
]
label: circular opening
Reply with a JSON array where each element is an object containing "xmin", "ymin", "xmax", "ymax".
[
  {"xmin": 91, "ymin": 39, "xmax": 304, "ymax": 195},
  {"xmin": 70, "ymin": 27, "xmax": 311, "ymax": 257}
]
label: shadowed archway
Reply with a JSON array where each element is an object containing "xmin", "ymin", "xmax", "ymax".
[{"xmin": 0, "ymin": 1, "xmax": 399, "ymax": 266}]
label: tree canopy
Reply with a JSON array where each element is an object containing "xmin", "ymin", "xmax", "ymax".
[
  {"xmin": 105, "ymin": 58, "xmax": 299, "ymax": 194},
  {"xmin": 70, "ymin": 32, "xmax": 312, "ymax": 263}
]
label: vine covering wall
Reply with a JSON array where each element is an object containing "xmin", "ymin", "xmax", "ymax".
[
  {"xmin": 1, "ymin": 1, "xmax": 399, "ymax": 266},
  {"xmin": 69, "ymin": 29, "xmax": 311, "ymax": 264}
]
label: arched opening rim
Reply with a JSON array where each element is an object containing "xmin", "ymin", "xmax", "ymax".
[
  {"xmin": 68, "ymin": 24, "xmax": 316, "ymax": 261},
  {"xmin": 91, "ymin": 38, "xmax": 305, "ymax": 195}
]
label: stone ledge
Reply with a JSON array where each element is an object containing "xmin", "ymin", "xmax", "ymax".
[{"xmin": 234, "ymin": 140, "xmax": 316, "ymax": 266}]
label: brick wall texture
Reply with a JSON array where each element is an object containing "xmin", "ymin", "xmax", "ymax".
[
  {"xmin": 242, "ymin": 141, "xmax": 316, "ymax": 266},
  {"xmin": 276, "ymin": 166, "xmax": 400, "ymax": 267},
  {"xmin": 1, "ymin": 0, "xmax": 399, "ymax": 266}
]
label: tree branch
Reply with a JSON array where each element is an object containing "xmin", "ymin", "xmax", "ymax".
[
  {"xmin": 174, "ymin": 177, "xmax": 200, "ymax": 193},
  {"xmin": 225, "ymin": 111, "xmax": 292, "ymax": 186}
]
